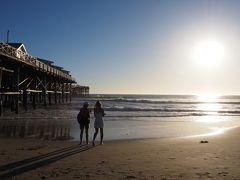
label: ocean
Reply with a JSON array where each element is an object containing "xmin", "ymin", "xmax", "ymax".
[
  {"xmin": 74, "ymin": 94, "xmax": 240, "ymax": 117},
  {"xmin": 1, "ymin": 94, "xmax": 240, "ymax": 141},
  {"xmin": 69, "ymin": 94, "xmax": 240, "ymax": 140}
]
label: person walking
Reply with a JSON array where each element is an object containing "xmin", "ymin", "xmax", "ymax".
[
  {"xmin": 92, "ymin": 101, "xmax": 105, "ymax": 146},
  {"xmin": 77, "ymin": 102, "xmax": 91, "ymax": 145}
]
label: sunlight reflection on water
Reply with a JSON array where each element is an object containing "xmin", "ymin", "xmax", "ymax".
[{"xmin": 196, "ymin": 94, "xmax": 223, "ymax": 116}]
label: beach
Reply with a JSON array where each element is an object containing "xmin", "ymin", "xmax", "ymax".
[
  {"xmin": 0, "ymin": 127, "xmax": 240, "ymax": 180},
  {"xmin": 1, "ymin": 95, "xmax": 240, "ymax": 179},
  {"xmin": 2, "ymin": 0, "xmax": 240, "ymax": 179}
]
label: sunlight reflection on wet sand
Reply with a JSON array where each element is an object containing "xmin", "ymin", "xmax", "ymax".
[{"xmin": 182, "ymin": 126, "xmax": 239, "ymax": 138}]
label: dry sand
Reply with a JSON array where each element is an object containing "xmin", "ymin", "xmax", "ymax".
[{"xmin": 0, "ymin": 128, "xmax": 240, "ymax": 180}]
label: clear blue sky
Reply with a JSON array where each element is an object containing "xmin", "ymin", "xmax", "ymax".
[{"xmin": 1, "ymin": 0, "xmax": 240, "ymax": 95}]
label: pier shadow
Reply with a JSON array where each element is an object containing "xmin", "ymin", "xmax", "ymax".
[{"xmin": 0, "ymin": 143, "xmax": 97, "ymax": 179}]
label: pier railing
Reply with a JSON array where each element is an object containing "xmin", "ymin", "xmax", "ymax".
[{"xmin": 0, "ymin": 42, "xmax": 75, "ymax": 82}]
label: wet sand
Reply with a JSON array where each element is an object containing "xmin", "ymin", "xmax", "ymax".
[{"xmin": 0, "ymin": 127, "xmax": 240, "ymax": 179}]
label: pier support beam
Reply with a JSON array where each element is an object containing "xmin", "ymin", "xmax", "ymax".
[
  {"xmin": 54, "ymin": 81, "xmax": 57, "ymax": 104},
  {"xmin": 48, "ymin": 93, "xmax": 52, "ymax": 106},
  {"xmin": 32, "ymin": 92, "xmax": 36, "ymax": 109},
  {"xmin": 58, "ymin": 82, "xmax": 61, "ymax": 103},
  {"xmin": 15, "ymin": 67, "xmax": 20, "ymax": 114},
  {"xmin": 58, "ymin": 93, "xmax": 61, "ymax": 103},
  {"xmin": 70, "ymin": 83, "xmax": 72, "ymax": 102},
  {"xmin": 0, "ymin": 68, "xmax": 2, "ymax": 116},
  {"xmin": 65, "ymin": 83, "xmax": 68, "ymax": 102},
  {"xmin": 62, "ymin": 83, "xmax": 64, "ymax": 103},
  {"xmin": 43, "ymin": 75, "xmax": 47, "ymax": 107},
  {"xmin": 23, "ymin": 88, "xmax": 27, "ymax": 111}
]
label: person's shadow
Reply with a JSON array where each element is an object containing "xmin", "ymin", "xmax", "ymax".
[{"xmin": 0, "ymin": 143, "xmax": 96, "ymax": 179}]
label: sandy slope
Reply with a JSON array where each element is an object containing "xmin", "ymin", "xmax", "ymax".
[{"xmin": 0, "ymin": 128, "xmax": 240, "ymax": 180}]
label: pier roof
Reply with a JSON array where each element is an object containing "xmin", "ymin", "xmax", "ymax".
[
  {"xmin": 62, "ymin": 70, "xmax": 70, "ymax": 74},
  {"xmin": 51, "ymin": 65, "xmax": 64, "ymax": 70},
  {"xmin": 0, "ymin": 41, "xmax": 76, "ymax": 83},
  {"xmin": 37, "ymin": 58, "xmax": 54, "ymax": 65},
  {"xmin": 7, "ymin": 43, "xmax": 27, "ymax": 53}
]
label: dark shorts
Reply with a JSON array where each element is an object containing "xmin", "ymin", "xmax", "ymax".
[{"xmin": 79, "ymin": 123, "xmax": 89, "ymax": 129}]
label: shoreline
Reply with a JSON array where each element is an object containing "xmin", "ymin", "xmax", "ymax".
[
  {"xmin": 1, "ymin": 126, "xmax": 240, "ymax": 179},
  {"xmin": 3, "ymin": 116, "xmax": 239, "ymax": 142},
  {"xmin": 1, "ymin": 119, "xmax": 239, "ymax": 143}
]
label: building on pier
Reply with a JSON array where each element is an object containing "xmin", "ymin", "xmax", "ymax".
[
  {"xmin": 0, "ymin": 41, "xmax": 78, "ymax": 115},
  {"xmin": 71, "ymin": 85, "xmax": 90, "ymax": 96}
]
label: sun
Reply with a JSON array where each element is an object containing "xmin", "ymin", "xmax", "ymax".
[{"xmin": 193, "ymin": 39, "xmax": 225, "ymax": 68}]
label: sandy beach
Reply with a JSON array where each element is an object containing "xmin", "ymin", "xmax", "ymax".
[
  {"xmin": 2, "ymin": 0, "xmax": 240, "ymax": 179},
  {"xmin": 0, "ymin": 127, "xmax": 240, "ymax": 180}
]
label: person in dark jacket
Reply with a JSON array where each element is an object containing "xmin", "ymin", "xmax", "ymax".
[{"xmin": 77, "ymin": 102, "xmax": 91, "ymax": 144}]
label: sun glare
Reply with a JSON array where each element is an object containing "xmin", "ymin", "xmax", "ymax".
[
  {"xmin": 193, "ymin": 39, "xmax": 225, "ymax": 68},
  {"xmin": 196, "ymin": 94, "xmax": 222, "ymax": 116},
  {"xmin": 197, "ymin": 93, "xmax": 220, "ymax": 102}
]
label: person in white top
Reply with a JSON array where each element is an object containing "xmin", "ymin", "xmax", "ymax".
[{"xmin": 92, "ymin": 101, "xmax": 105, "ymax": 146}]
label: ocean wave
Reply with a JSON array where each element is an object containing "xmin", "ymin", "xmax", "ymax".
[
  {"xmin": 104, "ymin": 114, "xmax": 200, "ymax": 118},
  {"xmin": 72, "ymin": 106, "xmax": 240, "ymax": 115},
  {"xmin": 73, "ymin": 97, "xmax": 240, "ymax": 105},
  {"xmin": 105, "ymin": 107, "xmax": 237, "ymax": 112},
  {"xmin": 71, "ymin": 95, "xmax": 240, "ymax": 117},
  {"xmin": 107, "ymin": 99, "xmax": 240, "ymax": 105},
  {"xmin": 104, "ymin": 113, "xmax": 240, "ymax": 118}
]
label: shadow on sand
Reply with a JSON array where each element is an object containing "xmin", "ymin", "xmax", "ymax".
[{"xmin": 0, "ymin": 143, "xmax": 96, "ymax": 179}]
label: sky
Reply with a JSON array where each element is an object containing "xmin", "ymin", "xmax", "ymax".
[{"xmin": 1, "ymin": 0, "xmax": 240, "ymax": 95}]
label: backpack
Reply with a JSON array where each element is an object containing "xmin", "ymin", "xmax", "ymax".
[
  {"xmin": 77, "ymin": 108, "xmax": 90, "ymax": 124},
  {"xmin": 77, "ymin": 112, "xmax": 82, "ymax": 124}
]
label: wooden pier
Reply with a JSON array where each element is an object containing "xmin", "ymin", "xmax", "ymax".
[
  {"xmin": 0, "ymin": 42, "xmax": 76, "ymax": 115},
  {"xmin": 72, "ymin": 85, "xmax": 90, "ymax": 96}
]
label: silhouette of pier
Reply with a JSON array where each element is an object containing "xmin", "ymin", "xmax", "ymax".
[{"xmin": 0, "ymin": 41, "xmax": 80, "ymax": 115}]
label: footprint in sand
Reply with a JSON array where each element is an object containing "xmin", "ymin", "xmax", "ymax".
[
  {"xmin": 98, "ymin": 160, "xmax": 106, "ymax": 164},
  {"xmin": 196, "ymin": 172, "xmax": 212, "ymax": 178},
  {"xmin": 40, "ymin": 175, "xmax": 47, "ymax": 179},
  {"xmin": 218, "ymin": 171, "xmax": 229, "ymax": 177},
  {"xmin": 0, "ymin": 152, "xmax": 6, "ymax": 155},
  {"xmin": 74, "ymin": 176, "xmax": 81, "ymax": 179},
  {"xmin": 125, "ymin": 175, "xmax": 137, "ymax": 179}
]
